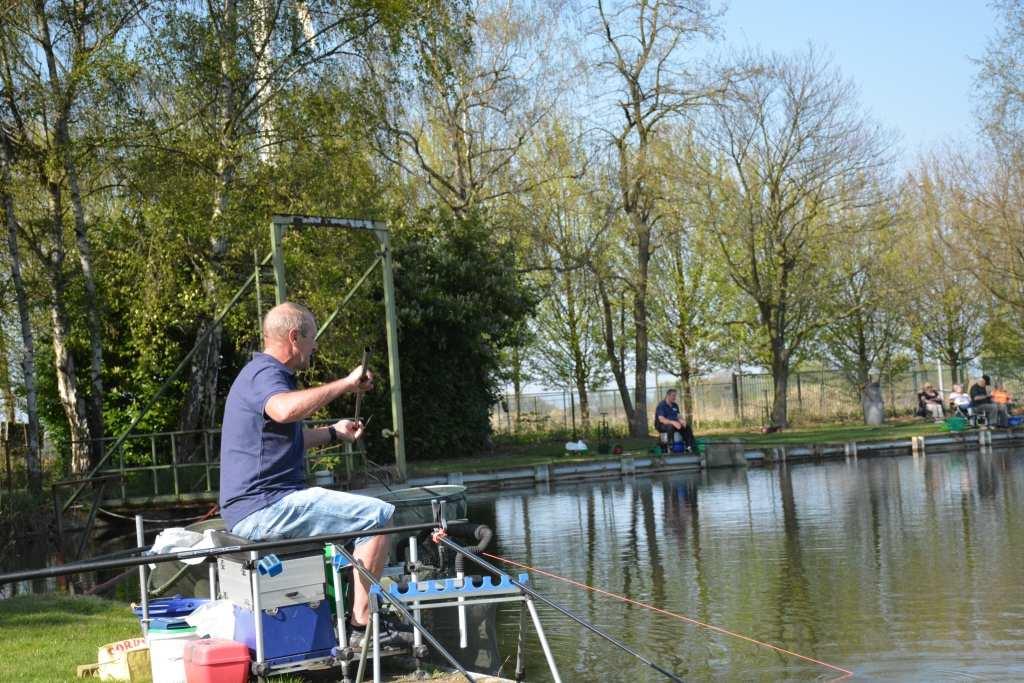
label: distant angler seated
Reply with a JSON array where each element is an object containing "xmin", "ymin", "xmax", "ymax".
[
  {"xmin": 654, "ymin": 389, "xmax": 696, "ymax": 453},
  {"xmin": 970, "ymin": 375, "xmax": 1001, "ymax": 425}
]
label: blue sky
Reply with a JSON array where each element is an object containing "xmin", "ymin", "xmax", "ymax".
[{"xmin": 719, "ymin": 1, "xmax": 997, "ymax": 158}]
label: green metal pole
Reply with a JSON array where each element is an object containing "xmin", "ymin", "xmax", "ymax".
[
  {"xmin": 377, "ymin": 228, "xmax": 407, "ymax": 481},
  {"xmin": 270, "ymin": 222, "xmax": 287, "ymax": 304},
  {"xmin": 254, "ymin": 249, "xmax": 263, "ymax": 336}
]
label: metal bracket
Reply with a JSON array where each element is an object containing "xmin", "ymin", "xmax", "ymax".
[{"xmin": 431, "ymin": 499, "xmax": 448, "ymax": 531}]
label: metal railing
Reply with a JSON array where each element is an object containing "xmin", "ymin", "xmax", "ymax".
[{"xmin": 62, "ymin": 420, "xmax": 368, "ymax": 506}]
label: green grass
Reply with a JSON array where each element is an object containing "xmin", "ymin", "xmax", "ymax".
[
  {"xmin": 409, "ymin": 436, "xmax": 654, "ymax": 475},
  {"xmin": 704, "ymin": 417, "xmax": 949, "ymax": 445},
  {"xmin": 0, "ymin": 594, "xmax": 141, "ymax": 682},
  {"xmin": 409, "ymin": 418, "xmax": 948, "ymax": 476}
]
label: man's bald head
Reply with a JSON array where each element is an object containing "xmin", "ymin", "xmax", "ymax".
[{"xmin": 263, "ymin": 302, "xmax": 314, "ymax": 345}]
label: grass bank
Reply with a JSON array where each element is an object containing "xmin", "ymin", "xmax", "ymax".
[
  {"xmin": 409, "ymin": 418, "xmax": 948, "ymax": 476},
  {"xmin": 0, "ymin": 594, "xmax": 140, "ymax": 682}
]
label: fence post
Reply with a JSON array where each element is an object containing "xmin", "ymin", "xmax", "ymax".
[
  {"xmin": 562, "ymin": 390, "xmax": 568, "ymax": 429},
  {"xmin": 731, "ymin": 373, "xmax": 740, "ymax": 422},
  {"xmin": 797, "ymin": 373, "xmax": 803, "ymax": 413},
  {"xmin": 506, "ymin": 391, "xmax": 512, "ymax": 433},
  {"xmin": 170, "ymin": 432, "xmax": 179, "ymax": 497}
]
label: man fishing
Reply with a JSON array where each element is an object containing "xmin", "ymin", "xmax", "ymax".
[
  {"xmin": 218, "ymin": 301, "xmax": 411, "ymax": 648},
  {"xmin": 654, "ymin": 389, "xmax": 696, "ymax": 453}
]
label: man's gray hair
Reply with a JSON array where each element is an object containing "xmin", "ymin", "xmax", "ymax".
[{"xmin": 263, "ymin": 302, "xmax": 313, "ymax": 342}]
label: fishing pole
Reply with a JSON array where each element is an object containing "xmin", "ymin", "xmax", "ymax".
[
  {"xmin": 354, "ymin": 346, "xmax": 370, "ymax": 422},
  {"xmin": 436, "ymin": 536, "xmax": 685, "ymax": 683},
  {"xmin": 333, "ymin": 544, "xmax": 474, "ymax": 683},
  {"xmin": 0, "ymin": 521, "xmax": 462, "ymax": 585}
]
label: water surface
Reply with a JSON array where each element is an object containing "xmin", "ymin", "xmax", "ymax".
[{"xmin": 467, "ymin": 449, "xmax": 1024, "ymax": 681}]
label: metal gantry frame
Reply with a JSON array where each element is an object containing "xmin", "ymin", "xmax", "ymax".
[{"xmin": 268, "ymin": 215, "xmax": 407, "ymax": 481}]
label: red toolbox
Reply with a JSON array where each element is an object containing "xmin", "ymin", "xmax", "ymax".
[{"xmin": 183, "ymin": 639, "xmax": 250, "ymax": 683}]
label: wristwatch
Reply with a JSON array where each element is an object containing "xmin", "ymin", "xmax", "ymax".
[{"xmin": 327, "ymin": 425, "xmax": 338, "ymax": 444}]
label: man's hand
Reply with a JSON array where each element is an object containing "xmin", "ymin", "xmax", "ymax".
[
  {"xmin": 674, "ymin": 419, "xmax": 685, "ymax": 429},
  {"xmin": 332, "ymin": 418, "xmax": 364, "ymax": 443},
  {"xmin": 346, "ymin": 365, "xmax": 374, "ymax": 393}
]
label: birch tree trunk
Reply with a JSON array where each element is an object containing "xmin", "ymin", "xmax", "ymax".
[
  {"xmin": 179, "ymin": 0, "xmax": 238, "ymax": 447},
  {"xmin": 46, "ymin": 182, "xmax": 92, "ymax": 474},
  {"xmin": 37, "ymin": 24, "xmax": 106, "ymax": 464},
  {"xmin": 0, "ymin": 111, "xmax": 41, "ymax": 497}
]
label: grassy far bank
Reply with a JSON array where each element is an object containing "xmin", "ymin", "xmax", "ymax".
[
  {"xmin": 0, "ymin": 594, "xmax": 141, "ymax": 682},
  {"xmin": 408, "ymin": 418, "xmax": 950, "ymax": 476}
]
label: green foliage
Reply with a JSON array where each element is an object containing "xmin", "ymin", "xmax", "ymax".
[{"xmin": 367, "ymin": 208, "xmax": 536, "ymax": 460}]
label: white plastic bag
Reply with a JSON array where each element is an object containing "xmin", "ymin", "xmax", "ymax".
[
  {"xmin": 185, "ymin": 599, "xmax": 237, "ymax": 640},
  {"xmin": 148, "ymin": 528, "xmax": 218, "ymax": 568}
]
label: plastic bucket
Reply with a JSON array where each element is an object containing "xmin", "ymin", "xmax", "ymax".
[{"xmin": 147, "ymin": 620, "xmax": 198, "ymax": 683}]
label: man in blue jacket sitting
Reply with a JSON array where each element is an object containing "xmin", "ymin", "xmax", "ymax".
[{"xmin": 654, "ymin": 389, "xmax": 696, "ymax": 453}]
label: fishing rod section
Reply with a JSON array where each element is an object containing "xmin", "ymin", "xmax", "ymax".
[
  {"xmin": 436, "ymin": 534, "xmax": 687, "ymax": 683},
  {"xmin": 0, "ymin": 521, "xmax": 454, "ymax": 585}
]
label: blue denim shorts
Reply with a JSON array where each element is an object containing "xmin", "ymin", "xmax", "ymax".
[{"xmin": 231, "ymin": 487, "xmax": 395, "ymax": 547}]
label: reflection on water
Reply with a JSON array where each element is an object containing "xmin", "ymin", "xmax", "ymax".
[{"xmin": 468, "ymin": 449, "xmax": 1024, "ymax": 681}]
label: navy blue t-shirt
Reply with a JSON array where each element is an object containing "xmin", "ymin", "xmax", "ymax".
[
  {"xmin": 219, "ymin": 353, "xmax": 305, "ymax": 530},
  {"xmin": 654, "ymin": 399, "xmax": 680, "ymax": 429}
]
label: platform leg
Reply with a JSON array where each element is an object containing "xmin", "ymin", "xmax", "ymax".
[
  {"xmin": 526, "ymin": 596, "xmax": 562, "ymax": 683},
  {"xmin": 250, "ymin": 550, "xmax": 266, "ymax": 671},
  {"xmin": 207, "ymin": 560, "xmax": 217, "ymax": 600},
  {"xmin": 409, "ymin": 536, "xmax": 425, "ymax": 676},
  {"xmin": 330, "ymin": 545, "xmax": 352, "ymax": 683},
  {"xmin": 372, "ymin": 592, "xmax": 381, "ymax": 683},
  {"xmin": 514, "ymin": 599, "xmax": 527, "ymax": 681},
  {"xmin": 456, "ymin": 568, "xmax": 467, "ymax": 649}
]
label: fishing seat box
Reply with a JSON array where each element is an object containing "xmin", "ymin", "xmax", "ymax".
[
  {"xmin": 183, "ymin": 638, "xmax": 249, "ymax": 683},
  {"xmin": 211, "ymin": 531, "xmax": 335, "ymax": 664},
  {"xmin": 212, "ymin": 531, "xmax": 326, "ymax": 611}
]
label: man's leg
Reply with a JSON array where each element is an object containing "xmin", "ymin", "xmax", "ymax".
[
  {"xmin": 350, "ymin": 531, "xmax": 389, "ymax": 626},
  {"xmin": 657, "ymin": 427, "xmax": 670, "ymax": 453},
  {"xmin": 681, "ymin": 423, "xmax": 697, "ymax": 450}
]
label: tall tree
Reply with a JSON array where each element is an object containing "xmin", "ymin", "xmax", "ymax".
[
  {"xmin": 0, "ymin": 0, "xmax": 142, "ymax": 471},
  {"xmin": 0, "ymin": 131, "xmax": 41, "ymax": 493},
  {"xmin": 516, "ymin": 123, "xmax": 609, "ymax": 428},
  {"xmin": 366, "ymin": 0, "xmax": 560, "ymax": 216},
  {"xmin": 589, "ymin": 0, "xmax": 726, "ymax": 436},
  {"xmin": 650, "ymin": 134, "xmax": 735, "ymax": 419},
  {"xmin": 699, "ymin": 48, "xmax": 893, "ymax": 427},
  {"xmin": 905, "ymin": 160, "xmax": 983, "ymax": 381},
  {"xmin": 818, "ymin": 195, "xmax": 911, "ymax": 418}
]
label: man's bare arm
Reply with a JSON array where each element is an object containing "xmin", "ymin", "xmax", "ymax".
[
  {"xmin": 303, "ymin": 419, "xmax": 365, "ymax": 449},
  {"xmin": 265, "ymin": 367, "xmax": 371, "ymax": 423}
]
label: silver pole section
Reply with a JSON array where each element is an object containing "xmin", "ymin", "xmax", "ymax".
[
  {"xmin": 371, "ymin": 593, "xmax": 381, "ymax": 683},
  {"xmin": 330, "ymin": 545, "xmax": 349, "ymax": 680},
  {"xmin": 207, "ymin": 560, "xmax": 217, "ymax": 600},
  {"xmin": 526, "ymin": 597, "xmax": 562, "ymax": 683},
  {"xmin": 270, "ymin": 222, "xmax": 286, "ymax": 304},
  {"xmin": 457, "ymin": 568, "xmax": 467, "ymax": 649},
  {"xmin": 250, "ymin": 551, "xmax": 266, "ymax": 669},
  {"xmin": 409, "ymin": 537, "xmax": 422, "ymax": 651},
  {"xmin": 135, "ymin": 515, "xmax": 149, "ymax": 637}
]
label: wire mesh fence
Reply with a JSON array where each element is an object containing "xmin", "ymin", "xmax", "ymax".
[{"xmin": 492, "ymin": 365, "xmax": 1018, "ymax": 435}]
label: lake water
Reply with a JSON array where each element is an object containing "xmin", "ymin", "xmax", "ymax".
[{"xmin": 467, "ymin": 449, "xmax": 1024, "ymax": 681}]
